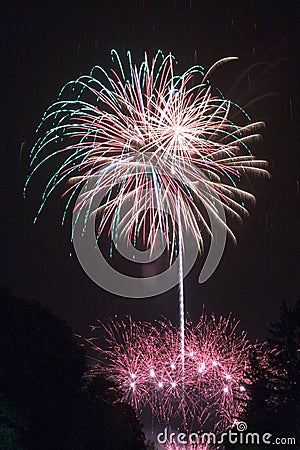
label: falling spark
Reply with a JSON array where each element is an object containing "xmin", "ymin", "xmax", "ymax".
[{"xmin": 289, "ymin": 98, "xmax": 293, "ymax": 120}]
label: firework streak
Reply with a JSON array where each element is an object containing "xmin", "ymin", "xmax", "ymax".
[{"xmin": 85, "ymin": 314, "xmax": 267, "ymax": 432}]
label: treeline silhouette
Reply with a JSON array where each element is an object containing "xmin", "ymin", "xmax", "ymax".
[
  {"xmin": 0, "ymin": 288, "xmax": 153, "ymax": 449},
  {"xmin": 225, "ymin": 299, "xmax": 300, "ymax": 449}
]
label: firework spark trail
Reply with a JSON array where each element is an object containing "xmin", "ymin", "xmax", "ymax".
[
  {"xmin": 85, "ymin": 313, "xmax": 268, "ymax": 432},
  {"xmin": 177, "ymin": 197, "xmax": 185, "ymax": 388}
]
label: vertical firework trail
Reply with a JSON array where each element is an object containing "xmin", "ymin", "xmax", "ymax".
[{"xmin": 177, "ymin": 197, "xmax": 185, "ymax": 387}]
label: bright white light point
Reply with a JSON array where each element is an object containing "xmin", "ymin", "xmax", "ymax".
[
  {"xmin": 171, "ymin": 382, "xmax": 177, "ymax": 388},
  {"xmin": 170, "ymin": 363, "xmax": 175, "ymax": 370},
  {"xmin": 131, "ymin": 374, "xmax": 136, "ymax": 379},
  {"xmin": 130, "ymin": 382, "xmax": 135, "ymax": 388},
  {"xmin": 223, "ymin": 386, "xmax": 229, "ymax": 393},
  {"xmin": 212, "ymin": 360, "xmax": 217, "ymax": 367},
  {"xmin": 174, "ymin": 125, "xmax": 182, "ymax": 134},
  {"xmin": 171, "ymin": 167, "xmax": 176, "ymax": 175},
  {"xmin": 158, "ymin": 382, "xmax": 163, "ymax": 388},
  {"xmin": 189, "ymin": 351, "xmax": 194, "ymax": 357},
  {"xmin": 240, "ymin": 386, "xmax": 246, "ymax": 392},
  {"xmin": 225, "ymin": 374, "xmax": 231, "ymax": 380},
  {"xmin": 198, "ymin": 363, "xmax": 205, "ymax": 373},
  {"xmin": 150, "ymin": 369, "xmax": 155, "ymax": 378}
]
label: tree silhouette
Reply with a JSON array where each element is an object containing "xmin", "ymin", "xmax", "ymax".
[
  {"xmin": 225, "ymin": 300, "xmax": 299, "ymax": 449},
  {"xmin": 78, "ymin": 375, "xmax": 148, "ymax": 449},
  {"xmin": 267, "ymin": 300, "xmax": 300, "ymax": 438},
  {"xmin": 243, "ymin": 347, "xmax": 273, "ymax": 433},
  {"xmin": 0, "ymin": 287, "xmax": 87, "ymax": 448},
  {"xmin": 0, "ymin": 395, "xmax": 23, "ymax": 449},
  {"xmin": 0, "ymin": 288, "xmax": 150, "ymax": 449}
]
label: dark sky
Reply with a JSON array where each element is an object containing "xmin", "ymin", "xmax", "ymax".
[{"xmin": 2, "ymin": 0, "xmax": 299, "ymax": 342}]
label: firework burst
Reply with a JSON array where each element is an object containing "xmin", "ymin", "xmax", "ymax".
[
  {"xmin": 85, "ymin": 313, "xmax": 267, "ymax": 432},
  {"xmin": 25, "ymin": 50, "xmax": 268, "ymax": 257}
]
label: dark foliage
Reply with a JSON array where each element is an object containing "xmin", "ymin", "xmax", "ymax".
[
  {"xmin": 77, "ymin": 375, "xmax": 147, "ymax": 449},
  {"xmin": 0, "ymin": 287, "xmax": 86, "ymax": 449},
  {"xmin": 0, "ymin": 288, "xmax": 149, "ymax": 449},
  {"xmin": 267, "ymin": 300, "xmax": 300, "ymax": 438},
  {"xmin": 225, "ymin": 300, "xmax": 300, "ymax": 449}
]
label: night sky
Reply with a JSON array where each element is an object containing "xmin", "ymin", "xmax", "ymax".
[{"xmin": 2, "ymin": 0, "xmax": 299, "ymax": 343}]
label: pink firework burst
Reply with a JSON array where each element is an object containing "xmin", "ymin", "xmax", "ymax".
[{"xmin": 85, "ymin": 313, "xmax": 267, "ymax": 432}]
